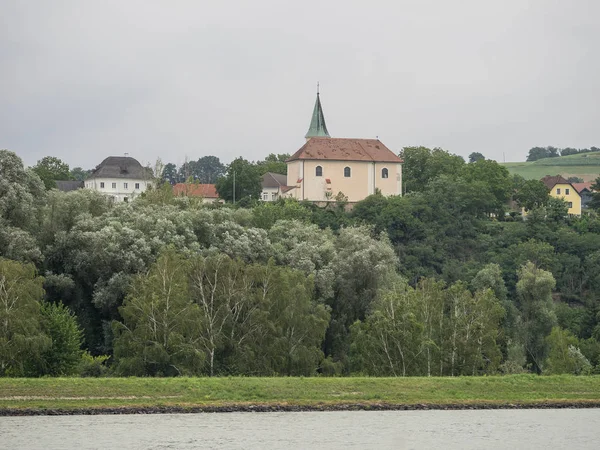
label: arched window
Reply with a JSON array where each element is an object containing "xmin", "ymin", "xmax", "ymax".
[
  {"xmin": 344, "ymin": 166, "xmax": 351, "ymax": 177},
  {"xmin": 382, "ymin": 168, "xmax": 389, "ymax": 179},
  {"xmin": 316, "ymin": 166, "xmax": 323, "ymax": 177}
]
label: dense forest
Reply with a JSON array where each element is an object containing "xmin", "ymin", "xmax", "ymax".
[{"xmin": 1, "ymin": 147, "xmax": 600, "ymax": 378}]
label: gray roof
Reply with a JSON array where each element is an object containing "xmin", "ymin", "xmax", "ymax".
[
  {"xmin": 261, "ymin": 172, "xmax": 287, "ymax": 188},
  {"xmin": 55, "ymin": 180, "xmax": 84, "ymax": 192},
  {"xmin": 88, "ymin": 156, "xmax": 150, "ymax": 180}
]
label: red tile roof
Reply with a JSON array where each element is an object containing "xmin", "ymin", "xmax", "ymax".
[
  {"xmin": 572, "ymin": 182, "xmax": 593, "ymax": 193},
  {"xmin": 287, "ymin": 138, "xmax": 403, "ymax": 163},
  {"xmin": 541, "ymin": 175, "xmax": 570, "ymax": 189},
  {"xmin": 173, "ymin": 183, "xmax": 219, "ymax": 198}
]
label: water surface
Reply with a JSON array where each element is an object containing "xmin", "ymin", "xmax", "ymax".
[{"xmin": 1, "ymin": 409, "xmax": 599, "ymax": 449}]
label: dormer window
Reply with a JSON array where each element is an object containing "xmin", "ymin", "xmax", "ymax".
[
  {"xmin": 344, "ymin": 167, "xmax": 351, "ymax": 177},
  {"xmin": 316, "ymin": 166, "xmax": 323, "ymax": 177},
  {"xmin": 382, "ymin": 168, "xmax": 389, "ymax": 179}
]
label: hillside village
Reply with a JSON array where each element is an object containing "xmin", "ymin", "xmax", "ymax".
[{"xmin": 29, "ymin": 91, "xmax": 600, "ymax": 216}]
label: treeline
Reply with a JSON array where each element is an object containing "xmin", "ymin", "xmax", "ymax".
[
  {"xmin": 526, "ymin": 146, "xmax": 600, "ymax": 162},
  {"xmin": 1, "ymin": 148, "xmax": 600, "ymax": 377}
]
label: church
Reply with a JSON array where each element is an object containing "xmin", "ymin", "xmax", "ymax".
[{"xmin": 285, "ymin": 90, "xmax": 403, "ymax": 203}]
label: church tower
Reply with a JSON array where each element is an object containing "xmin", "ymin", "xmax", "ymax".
[{"xmin": 305, "ymin": 85, "xmax": 330, "ymax": 140}]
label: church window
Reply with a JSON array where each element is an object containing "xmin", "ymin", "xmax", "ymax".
[
  {"xmin": 344, "ymin": 167, "xmax": 351, "ymax": 177},
  {"xmin": 382, "ymin": 168, "xmax": 389, "ymax": 178},
  {"xmin": 316, "ymin": 166, "xmax": 323, "ymax": 176}
]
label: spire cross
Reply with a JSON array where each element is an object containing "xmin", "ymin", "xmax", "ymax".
[{"xmin": 317, "ymin": 82, "xmax": 319, "ymax": 95}]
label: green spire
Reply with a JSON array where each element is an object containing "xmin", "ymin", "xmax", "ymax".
[{"xmin": 305, "ymin": 87, "xmax": 330, "ymax": 139}]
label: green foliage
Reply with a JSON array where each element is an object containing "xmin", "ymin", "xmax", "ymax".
[
  {"xmin": 38, "ymin": 302, "xmax": 83, "ymax": 376},
  {"xmin": 545, "ymin": 327, "xmax": 592, "ymax": 375},
  {"xmin": 468, "ymin": 152, "xmax": 485, "ymax": 163},
  {"xmin": 256, "ymin": 153, "xmax": 290, "ymax": 176},
  {"xmin": 32, "ymin": 156, "xmax": 72, "ymax": 190},
  {"xmin": 516, "ymin": 262, "xmax": 557, "ymax": 373},
  {"xmin": 0, "ymin": 259, "xmax": 50, "ymax": 376},
  {"xmin": 514, "ymin": 179, "xmax": 549, "ymax": 211},
  {"xmin": 400, "ymin": 146, "xmax": 465, "ymax": 193},
  {"xmin": 215, "ymin": 158, "xmax": 262, "ymax": 203},
  {"xmin": 113, "ymin": 250, "xmax": 205, "ymax": 376}
]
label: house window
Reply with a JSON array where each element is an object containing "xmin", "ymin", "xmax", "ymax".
[
  {"xmin": 344, "ymin": 167, "xmax": 351, "ymax": 177},
  {"xmin": 262, "ymin": 193, "xmax": 269, "ymax": 201},
  {"xmin": 556, "ymin": 188, "xmax": 561, "ymax": 195},
  {"xmin": 316, "ymin": 166, "xmax": 323, "ymax": 177},
  {"xmin": 272, "ymin": 193, "xmax": 278, "ymax": 200},
  {"xmin": 112, "ymin": 182, "xmax": 117, "ymax": 189},
  {"xmin": 568, "ymin": 202, "xmax": 573, "ymax": 208},
  {"xmin": 100, "ymin": 182, "xmax": 105, "ymax": 188},
  {"xmin": 382, "ymin": 168, "xmax": 389, "ymax": 179},
  {"xmin": 135, "ymin": 183, "xmax": 140, "ymax": 189},
  {"xmin": 124, "ymin": 182, "xmax": 128, "ymax": 189},
  {"xmin": 565, "ymin": 188, "xmax": 570, "ymax": 195}
]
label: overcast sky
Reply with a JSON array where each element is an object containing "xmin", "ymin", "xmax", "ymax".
[{"xmin": 2, "ymin": 0, "xmax": 599, "ymax": 169}]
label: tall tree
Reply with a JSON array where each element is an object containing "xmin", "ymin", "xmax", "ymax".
[
  {"xmin": 215, "ymin": 158, "xmax": 261, "ymax": 203},
  {"xmin": 468, "ymin": 152, "xmax": 485, "ymax": 163},
  {"xmin": 256, "ymin": 153, "xmax": 290, "ymax": 175},
  {"xmin": 514, "ymin": 180, "xmax": 549, "ymax": 211},
  {"xmin": 516, "ymin": 262, "xmax": 557, "ymax": 373},
  {"xmin": 112, "ymin": 250, "xmax": 205, "ymax": 376},
  {"xmin": 70, "ymin": 167, "xmax": 91, "ymax": 181},
  {"xmin": 0, "ymin": 259, "xmax": 50, "ymax": 376},
  {"xmin": 32, "ymin": 156, "xmax": 72, "ymax": 190}
]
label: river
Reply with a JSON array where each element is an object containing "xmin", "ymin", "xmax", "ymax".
[{"xmin": 1, "ymin": 409, "xmax": 599, "ymax": 449}]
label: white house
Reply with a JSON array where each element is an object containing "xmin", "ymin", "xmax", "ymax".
[
  {"xmin": 85, "ymin": 156, "xmax": 153, "ymax": 202},
  {"xmin": 260, "ymin": 172, "xmax": 294, "ymax": 201}
]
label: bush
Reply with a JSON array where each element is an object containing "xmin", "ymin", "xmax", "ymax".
[{"xmin": 78, "ymin": 352, "xmax": 110, "ymax": 377}]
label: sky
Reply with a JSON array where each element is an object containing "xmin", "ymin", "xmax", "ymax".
[{"xmin": 2, "ymin": 0, "xmax": 599, "ymax": 170}]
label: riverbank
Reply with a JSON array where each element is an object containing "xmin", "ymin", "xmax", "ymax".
[{"xmin": 1, "ymin": 375, "xmax": 599, "ymax": 415}]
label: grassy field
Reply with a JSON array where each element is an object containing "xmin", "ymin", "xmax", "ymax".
[
  {"xmin": 1, "ymin": 375, "xmax": 599, "ymax": 412},
  {"xmin": 502, "ymin": 152, "xmax": 600, "ymax": 181}
]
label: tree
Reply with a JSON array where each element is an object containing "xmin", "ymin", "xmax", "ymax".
[
  {"xmin": 0, "ymin": 150, "xmax": 46, "ymax": 231},
  {"xmin": 70, "ymin": 167, "xmax": 91, "ymax": 181},
  {"xmin": 526, "ymin": 146, "xmax": 560, "ymax": 161},
  {"xmin": 38, "ymin": 302, "xmax": 83, "ymax": 376},
  {"xmin": 514, "ymin": 180, "xmax": 549, "ymax": 211},
  {"xmin": 461, "ymin": 160, "xmax": 512, "ymax": 212},
  {"xmin": 177, "ymin": 156, "xmax": 225, "ymax": 184},
  {"xmin": 215, "ymin": 158, "xmax": 261, "ymax": 203},
  {"xmin": 567, "ymin": 176, "xmax": 584, "ymax": 183},
  {"xmin": 0, "ymin": 259, "xmax": 50, "ymax": 376},
  {"xmin": 516, "ymin": 262, "xmax": 557, "ymax": 373},
  {"xmin": 161, "ymin": 163, "xmax": 178, "ymax": 185},
  {"xmin": 32, "ymin": 156, "xmax": 72, "ymax": 190},
  {"xmin": 400, "ymin": 147, "xmax": 465, "ymax": 193},
  {"xmin": 256, "ymin": 153, "xmax": 289, "ymax": 176},
  {"xmin": 468, "ymin": 152, "xmax": 485, "ymax": 163},
  {"xmin": 545, "ymin": 327, "xmax": 591, "ymax": 375},
  {"xmin": 112, "ymin": 250, "xmax": 205, "ymax": 376},
  {"xmin": 588, "ymin": 177, "xmax": 600, "ymax": 210}
]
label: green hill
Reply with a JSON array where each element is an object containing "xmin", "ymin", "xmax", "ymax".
[{"xmin": 502, "ymin": 152, "xmax": 600, "ymax": 181}]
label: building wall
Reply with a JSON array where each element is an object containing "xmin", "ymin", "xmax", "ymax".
[
  {"xmin": 261, "ymin": 187, "xmax": 280, "ymax": 202},
  {"xmin": 550, "ymin": 183, "xmax": 582, "ymax": 215},
  {"xmin": 286, "ymin": 160, "xmax": 402, "ymax": 202},
  {"xmin": 85, "ymin": 178, "xmax": 152, "ymax": 202}
]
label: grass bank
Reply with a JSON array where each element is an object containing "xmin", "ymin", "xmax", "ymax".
[
  {"xmin": 501, "ymin": 152, "xmax": 600, "ymax": 181},
  {"xmin": 1, "ymin": 375, "xmax": 600, "ymax": 414}
]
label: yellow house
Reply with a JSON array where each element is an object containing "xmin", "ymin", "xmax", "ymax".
[
  {"xmin": 541, "ymin": 175, "xmax": 582, "ymax": 215},
  {"xmin": 285, "ymin": 91, "xmax": 403, "ymax": 202}
]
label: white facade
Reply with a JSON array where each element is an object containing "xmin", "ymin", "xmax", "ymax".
[
  {"xmin": 85, "ymin": 178, "xmax": 152, "ymax": 202},
  {"xmin": 261, "ymin": 186, "xmax": 280, "ymax": 202}
]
